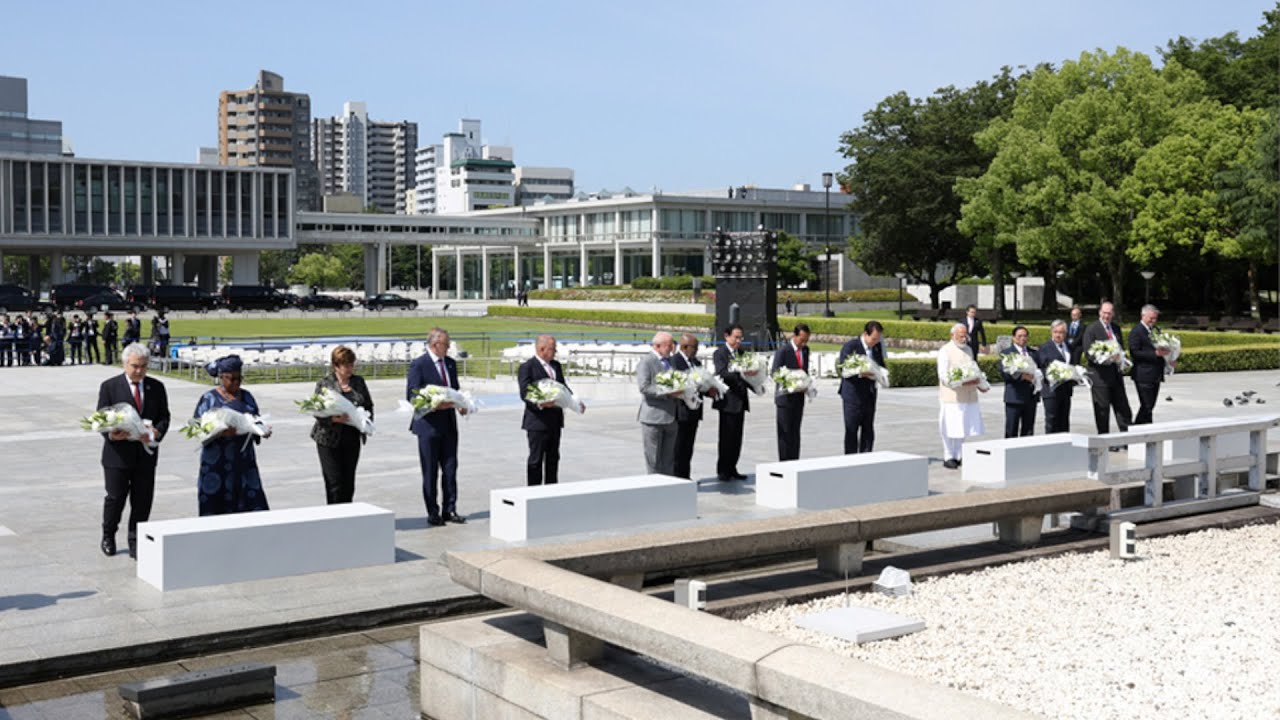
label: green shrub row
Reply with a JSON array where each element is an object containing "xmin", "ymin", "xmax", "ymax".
[
  {"xmin": 781, "ymin": 289, "xmax": 908, "ymax": 303},
  {"xmin": 631, "ymin": 275, "xmax": 717, "ymax": 290},
  {"xmin": 488, "ymin": 305, "xmax": 712, "ymax": 330}
]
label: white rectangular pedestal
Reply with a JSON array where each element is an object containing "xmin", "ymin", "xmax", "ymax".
[
  {"xmin": 137, "ymin": 503, "xmax": 395, "ymax": 591},
  {"xmin": 796, "ymin": 606, "xmax": 926, "ymax": 644},
  {"xmin": 755, "ymin": 451, "xmax": 928, "ymax": 510},
  {"xmin": 489, "ymin": 475, "xmax": 696, "ymax": 542},
  {"xmin": 963, "ymin": 434, "xmax": 1089, "ymax": 488}
]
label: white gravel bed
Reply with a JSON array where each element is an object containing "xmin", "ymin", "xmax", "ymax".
[{"xmin": 741, "ymin": 523, "xmax": 1280, "ymax": 720}]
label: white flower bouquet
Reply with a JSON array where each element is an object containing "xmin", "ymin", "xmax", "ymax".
[
  {"xmin": 1044, "ymin": 360, "xmax": 1092, "ymax": 390},
  {"xmin": 409, "ymin": 385, "xmax": 479, "ymax": 417},
  {"xmin": 654, "ymin": 369, "xmax": 689, "ymax": 395},
  {"xmin": 1000, "ymin": 352, "xmax": 1043, "ymax": 393},
  {"xmin": 181, "ymin": 407, "xmax": 268, "ymax": 446},
  {"xmin": 728, "ymin": 353, "xmax": 770, "ymax": 395},
  {"xmin": 524, "ymin": 378, "xmax": 585, "ymax": 414},
  {"xmin": 687, "ymin": 365, "xmax": 730, "ymax": 398},
  {"xmin": 296, "ymin": 387, "xmax": 375, "ymax": 436},
  {"xmin": 946, "ymin": 362, "xmax": 990, "ymax": 391},
  {"xmin": 838, "ymin": 353, "xmax": 891, "ymax": 388},
  {"xmin": 1150, "ymin": 331, "xmax": 1182, "ymax": 375},
  {"xmin": 80, "ymin": 403, "xmax": 158, "ymax": 452},
  {"xmin": 772, "ymin": 367, "xmax": 816, "ymax": 398},
  {"xmin": 1088, "ymin": 339, "xmax": 1132, "ymax": 371}
]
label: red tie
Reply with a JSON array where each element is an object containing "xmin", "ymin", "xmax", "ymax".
[
  {"xmin": 132, "ymin": 382, "xmax": 143, "ymax": 412},
  {"xmin": 437, "ymin": 359, "xmax": 449, "ymax": 387},
  {"xmin": 795, "ymin": 348, "xmax": 803, "ymax": 369},
  {"xmin": 1105, "ymin": 325, "xmax": 1114, "ymax": 340}
]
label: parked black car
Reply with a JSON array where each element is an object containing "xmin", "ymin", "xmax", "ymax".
[
  {"xmin": 51, "ymin": 283, "xmax": 113, "ymax": 310},
  {"xmin": 0, "ymin": 285, "xmax": 50, "ymax": 313},
  {"xmin": 362, "ymin": 293, "xmax": 418, "ymax": 311},
  {"xmin": 221, "ymin": 285, "xmax": 299, "ymax": 312},
  {"xmin": 76, "ymin": 290, "xmax": 133, "ymax": 313},
  {"xmin": 127, "ymin": 285, "xmax": 221, "ymax": 312},
  {"xmin": 296, "ymin": 293, "xmax": 354, "ymax": 311}
]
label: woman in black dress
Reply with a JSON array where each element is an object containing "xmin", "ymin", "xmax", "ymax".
[{"xmin": 310, "ymin": 345, "xmax": 374, "ymax": 504}]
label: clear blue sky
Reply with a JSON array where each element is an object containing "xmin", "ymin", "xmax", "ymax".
[{"xmin": 2, "ymin": 1, "xmax": 1272, "ymax": 194}]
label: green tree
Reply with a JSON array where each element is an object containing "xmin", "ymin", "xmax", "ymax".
[
  {"xmin": 958, "ymin": 48, "xmax": 1206, "ymax": 307},
  {"xmin": 287, "ymin": 252, "xmax": 349, "ymax": 289},
  {"xmin": 839, "ymin": 71, "xmax": 1019, "ymax": 308},
  {"xmin": 1160, "ymin": 7, "xmax": 1279, "ymax": 111},
  {"xmin": 774, "ymin": 231, "xmax": 816, "ymax": 288},
  {"xmin": 1213, "ymin": 107, "xmax": 1279, "ymax": 318}
]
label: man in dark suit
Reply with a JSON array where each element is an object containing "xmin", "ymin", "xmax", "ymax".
[
  {"xmin": 837, "ymin": 320, "xmax": 886, "ymax": 453},
  {"xmin": 964, "ymin": 305, "xmax": 987, "ymax": 358},
  {"xmin": 1037, "ymin": 320, "xmax": 1077, "ymax": 434},
  {"xmin": 122, "ymin": 310, "xmax": 141, "ymax": 347},
  {"xmin": 407, "ymin": 327, "xmax": 468, "ymax": 526},
  {"xmin": 102, "ymin": 311, "xmax": 119, "ymax": 365},
  {"xmin": 712, "ymin": 324, "xmax": 750, "ymax": 481},
  {"xmin": 517, "ymin": 334, "xmax": 582, "ymax": 486},
  {"xmin": 670, "ymin": 332, "xmax": 715, "ymax": 479},
  {"xmin": 1129, "ymin": 304, "xmax": 1173, "ymax": 425},
  {"xmin": 98, "ymin": 342, "xmax": 171, "ymax": 559},
  {"xmin": 1080, "ymin": 301, "xmax": 1132, "ymax": 435},
  {"xmin": 999, "ymin": 325, "xmax": 1039, "ymax": 438},
  {"xmin": 1065, "ymin": 305, "xmax": 1085, "ymax": 356},
  {"xmin": 771, "ymin": 324, "xmax": 811, "ymax": 461}
]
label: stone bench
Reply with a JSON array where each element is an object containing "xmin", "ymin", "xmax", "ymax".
[
  {"xmin": 755, "ymin": 451, "xmax": 928, "ymax": 510},
  {"xmin": 489, "ymin": 474, "xmax": 697, "ymax": 542},
  {"xmin": 963, "ymin": 434, "xmax": 1089, "ymax": 488},
  {"xmin": 1126, "ymin": 420, "xmax": 1276, "ymax": 467},
  {"xmin": 119, "ymin": 662, "xmax": 275, "ymax": 719},
  {"xmin": 136, "ymin": 503, "xmax": 395, "ymax": 591}
]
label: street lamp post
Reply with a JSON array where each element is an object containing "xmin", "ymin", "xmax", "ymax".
[
  {"xmin": 895, "ymin": 272, "xmax": 906, "ymax": 320},
  {"xmin": 1140, "ymin": 270, "xmax": 1155, "ymax": 304},
  {"xmin": 1010, "ymin": 270, "xmax": 1022, "ymax": 323},
  {"xmin": 821, "ymin": 172, "xmax": 835, "ymax": 318}
]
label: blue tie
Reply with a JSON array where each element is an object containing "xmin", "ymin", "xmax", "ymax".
[{"xmin": 661, "ymin": 357, "xmax": 671, "ymax": 370}]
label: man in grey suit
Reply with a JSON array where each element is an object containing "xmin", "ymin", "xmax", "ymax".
[{"xmin": 637, "ymin": 331, "xmax": 681, "ymax": 475}]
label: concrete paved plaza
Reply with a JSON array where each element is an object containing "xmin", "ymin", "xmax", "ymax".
[{"xmin": 0, "ymin": 360, "xmax": 1275, "ymax": 693}]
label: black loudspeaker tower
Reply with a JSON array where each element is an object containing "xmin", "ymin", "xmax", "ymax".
[{"xmin": 709, "ymin": 229, "xmax": 779, "ymax": 352}]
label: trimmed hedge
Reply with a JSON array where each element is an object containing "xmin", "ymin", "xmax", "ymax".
[
  {"xmin": 782, "ymin": 289, "xmax": 910, "ymax": 302},
  {"xmin": 488, "ymin": 305, "xmax": 711, "ymax": 330},
  {"xmin": 631, "ymin": 275, "xmax": 716, "ymax": 290}
]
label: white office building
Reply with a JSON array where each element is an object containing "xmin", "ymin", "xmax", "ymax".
[
  {"xmin": 514, "ymin": 166, "xmax": 574, "ymax": 206},
  {"xmin": 313, "ymin": 102, "xmax": 417, "ymax": 214}
]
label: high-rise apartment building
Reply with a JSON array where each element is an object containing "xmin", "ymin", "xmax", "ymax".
[
  {"xmin": 0, "ymin": 76, "xmax": 62, "ymax": 156},
  {"xmin": 313, "ymin": 102, "xmax": 417, "ymax": 214},
  {"xmin": 217, "ymin": 70, "xmax": 320, "ymax": 210}
]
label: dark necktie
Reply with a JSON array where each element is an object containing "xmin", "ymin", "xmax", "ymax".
[
  {"xmin": 437, "ymin": 358, "xmax": 448, "ymax": 386},
  {"xmin": 1058, "ymin": 343, "xmax": 1067, "ymax": 360}
]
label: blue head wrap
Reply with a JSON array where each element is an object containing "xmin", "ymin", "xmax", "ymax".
[{"xmin": 204, "ymin": 354, "xmax": 244, "ymax": 377}]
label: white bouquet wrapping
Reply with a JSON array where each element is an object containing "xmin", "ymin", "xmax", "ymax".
[
  {"xmin": 1000, "ymin": 352, "xmax": 1043, "ymax": 394},
  {"xmin": 687, "ymin": 365, "xmax": 730, "ymax": 398},
  {"xmin": 946, "ymin": 362, "xmax": 991, "ymax": 391},
  {"xmin": 524, "ymin": 378, "xmax": 585, "ymax": 414},
  {"xmin": 654, "ymin": 369, "xmax": 689, "ymax": 396},
  {"xmin": 181, "ymin": 407, "xmax": 268, "ymax": 447},
  {"xmin": 1044, "ymin": 360, "xmax": 1092, "ymax": 390},
  {"xmin": 728, "ymin": 353, "xmax": 770, "ymax": 395},
  {"xmin": 80, "ymin": 403, "xmax": 158, "ymax": 453},
  {"xmin": 296, "ymin": 387, "xmax": 375, "ymax": 436},
  {"xmin": 407, "ymin": 385, "xmax": 479, "ymax": 417},
  {"xmin": 1150, "ymin": 331, "xmax": 1182, "ymax": 375},
  {"xmin": 1088, "ymin": 339, "xmax": 1132, "ymax": 371},
  {"xmin": 772, "ymin": 367, "xmax": 817, "ymax": 399},
  {"xmin": 838, "ymin": 353, "xmax": 891, "ymax": 388}
]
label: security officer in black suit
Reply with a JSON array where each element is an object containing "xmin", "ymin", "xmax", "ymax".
[
  {"xmin": 963, "ymin": 304, "xmax": 987, "ymax": 357},
  {"xmin": 771, "ymin": 324, "xmax": 811, "ymax": 461},
  {"xmin": 670, "ymin": 332, "xmax": 714, "ymax": 479},
  {"xmin": 712, "ymin": 324, "xmax": 751, "ymax": 481},
  {"xmin": 122, "ymin": 310, "xmax": 141, "ymax": 346},
  {"xmin": 0, "ymin": 314, "xmax": 12, "ymax": 367},
  {"xmin": 517, "ymin": 334, "xmax": 582, "ymax": 486},
  {"xmin": 837, "ymin": 321, "xmax": 886, "ymax": 453},
  {"xmin": 97, "ymin": 342, "xmax": 171, "ymax": 558},
  {"xmin": 1037, "ymin": 320, "xmax": 1077, "ymax": 434},
  {"xmin": 84, "ymin": 312, "xmax": 100, "ymax": 364},
  {"xmin": 102, "ymin": 311, "xmax": 119, "ymax": 365},
  {"xmin": 1065, "ymin": 305, "xmax": 1085, "ymax": 356},
  {"xmin": 999, "ymin": 325, "xmax": 1039, "ymax": 438},
  {"xmin": 1129, "ymin": 304, "xmax": 1172, "ymax": 425}
]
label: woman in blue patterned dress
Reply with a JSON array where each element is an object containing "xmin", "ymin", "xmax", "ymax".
[{"xmin": 194, "ymin": 355, "xmax": 272, "ymax": 515}]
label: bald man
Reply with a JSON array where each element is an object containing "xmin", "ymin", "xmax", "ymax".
[{"xmin": 637, "ymin": 331, "xmax": 680, "ymax": 475}]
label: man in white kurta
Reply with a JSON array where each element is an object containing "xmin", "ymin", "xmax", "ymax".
[{"xmin": 937, "ymin": 323, "xmax": 988, "ymax": 468}]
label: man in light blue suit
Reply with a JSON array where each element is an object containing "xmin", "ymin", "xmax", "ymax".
[{"xmin": 636, "ymin": 331, "xmax": 681, "ymax": 475}]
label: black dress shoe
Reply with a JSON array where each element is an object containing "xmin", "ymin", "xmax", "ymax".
[
  {"xmin": 731, "ymin": 472, "xmax": 748, "ymax": 480},
  {"xmin": 445, "ymin": 513, "xmax": 467, "ymax": 524},
  {"xmin": 101, "ymin": 536, "xmax": 116, "ymax": 556},
  {"xmin": 427, "ymin": 516, "xmax": 445, "ymax": 527},
  {"xmin": 128, "ymin": 544, "xmax": 137, "ymax": 560},
  {"xmin": 716, "ymin": 474, "xmax": 732, "ymax": 483},
  {"xmin": 942, "ymin": 459, "xmax": 959, "ymax": 469}
]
